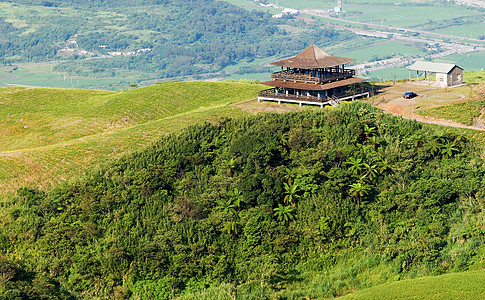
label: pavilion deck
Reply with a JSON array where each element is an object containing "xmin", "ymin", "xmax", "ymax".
[
  {"xmin": 271, "ymin": 69, "xmax": 355, "ymax": 84},
  {"xmin": 258, "ymin": 87, "xmax": 370, "ymax": 107}
]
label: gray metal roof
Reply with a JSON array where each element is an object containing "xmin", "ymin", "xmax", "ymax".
[
  {"xmin": 270, "ymin": 44, "xmax": 355, "ymax": 69},
  {"xmin": 408, "ymin": 61, "xmax": 463, "ymax": 74}
]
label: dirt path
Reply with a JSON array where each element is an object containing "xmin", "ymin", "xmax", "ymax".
[{"xmin": 372, "ymin": 82, "xmax": 485, "ymax": 131}]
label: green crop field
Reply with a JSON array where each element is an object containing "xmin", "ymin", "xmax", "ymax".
[
  {"xmin": 344, "ymin": 5, "xmax": 481, "ymax": 27},
  {"xmin": 0, "ymin": 63, "xmax": 138, "ymax": 90},
  {"xmin": 435, "ymin": 22, "xmax": 485, "ymax": 39},
  {"xmin": 340, "ymin": 41, "xmax": 425, "ymax": 63},
  {"xmin": 435, "ymin": 52, "xmax": 485, "ymax": 72},
  {"xmin": 363, "ymin": 67, "xmax": 411, "ymax": 81},
  {"xmin": 265, "ymin": 0, "xmax": 482, "ymax": 27},
  {"xmin": 342, "ymin": 270, "xmax": 485, "ymax": 299},
  {"xmin": 0, "ymin": 82, "xmax": 264, "ymax": 194}
]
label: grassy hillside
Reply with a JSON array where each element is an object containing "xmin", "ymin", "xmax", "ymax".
[
  {"xmin": 1, "ymin": 103, "xmax": 485, "ymax": 299},
  {"xmin": 0, "ymin": 82, "xmax": 264, "ymax": 194},
  {"xmin": 343, "ymin": 270, "xmax": 485, "ymax": 299},
  {"xmin": 416, "ymin": 80, "xmax": 485, "ymax": 126}
]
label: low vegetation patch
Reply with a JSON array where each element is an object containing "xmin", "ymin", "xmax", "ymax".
[
  {"xmin": 464, "ymin": 70, "xmax": 485, "ymax": 85},
  {"xmin": 343, "ymin": 270, "xmax": 485, "ymax": 299},
  {"xmin": 417, "ymin": 99, "xmax": 485, "ymax": 125}
]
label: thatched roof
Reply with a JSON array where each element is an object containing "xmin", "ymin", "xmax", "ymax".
[
  {"xmin": 271, "ymin": 44, "xmax": 355, "ymax": 69},
  {"xmin": 261, "ymin": 77, "xmax": 365, "ymax": 91}
]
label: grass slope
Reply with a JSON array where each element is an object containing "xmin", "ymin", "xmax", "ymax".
[
  {"xmin": 343, "ymin": 270, "xmax": 485, "ymax": 299},
  {"xmin": 416, "ymin": 80, "xmax": 485, "ymax": 126},
  {"xmin": 0, "ymin": 81, "xmax": 264, "ymax": 194}
]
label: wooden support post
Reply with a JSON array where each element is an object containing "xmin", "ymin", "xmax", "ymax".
[{"xmin": 299, "ymin": 102, "xmax": 302, "ymax": 107}]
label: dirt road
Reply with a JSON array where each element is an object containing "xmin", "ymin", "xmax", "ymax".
[{"xmin": 369, "ymin": 82, "xmax": 485, "ymax": 131}]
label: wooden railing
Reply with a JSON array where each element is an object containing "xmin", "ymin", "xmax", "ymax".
[
  {"xmin": 258, "ymin": 89, "xmax": 325, "ymax": 103},
  {"xmin": 258, "ymin": 86, "xmax": 370, "ymax": 105},
  {"xmin": 271, "ymin": 70, "xmax": 355, "ymax": 83}
]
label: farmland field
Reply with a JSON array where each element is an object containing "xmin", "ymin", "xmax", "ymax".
[
  {"xmin": 435, "ymin": 22, "xmax": 485, "ymax": 39},
  {"xmin": 340, "ymin": 41, "xmax": 425, "ymax": 63},
  {"xmin": 0, "ymin": 63, "xmax": 137, "ymax": 90},
  {"xmin": 363, "ymin": 67, "xmax": 411, "ymax": 81},
  {"xmin": 434, "ymin": 52, "xmax": 485, "ymax": 71},
  {"xmin": 265, "ymin": 0, "xmax": 482, "ymax": 27},
  {"xmin": 344, "ymin": 5, "xmax": 482, "ymax": 27}
]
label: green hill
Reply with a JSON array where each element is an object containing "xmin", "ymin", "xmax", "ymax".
[
  {"xmin": 0, "ymin": 81, "xmax": 264, "ymax": 194},
  {"xmin": 1, "ymin": 102, "xmax": 484, "ymax": 299},
  {"xmin": 343, "ymin": 270, "xmax": 485, "ymax": 299}
]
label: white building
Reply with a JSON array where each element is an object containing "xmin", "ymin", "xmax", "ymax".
[{"xmin": 408, "ymin": 61, "xmax": 463, "ymax": 87}]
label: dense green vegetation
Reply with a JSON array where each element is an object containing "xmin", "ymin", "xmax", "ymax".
[{"xmin": 1, "ymin": 102, "xmax": 484, "ymax": 298}]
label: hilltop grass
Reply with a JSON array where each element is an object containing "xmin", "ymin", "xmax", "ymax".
[
  {"xmin": 417, "ymin": 99, "xmax": 485, "ymax": 126},
  {"xmin": 0, "ymin": 82, "xmax": 261, "ymax": 151},
  {"xmin": 342, "ymin": 270, "xmax": 485, "ymax": 299},
  {"xmin": 0, "ymin": 81, "xmax": 264, "ymax": 194},
  {"xmin": 416, "ymin": 81, "xmax": 485, "ymax": 126},
  {"xmin": 465, "ymin": 70, "xmax": 485, "ymax": 85}
]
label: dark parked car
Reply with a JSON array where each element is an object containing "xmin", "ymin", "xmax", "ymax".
[{"xmin": 403, "ymin": 92, "xmax": 418, "ymax": 99}]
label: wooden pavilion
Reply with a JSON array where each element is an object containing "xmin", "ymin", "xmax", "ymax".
[{"xmin": 258, "ymin": 44, "xmax": 370, "ymax": 107}]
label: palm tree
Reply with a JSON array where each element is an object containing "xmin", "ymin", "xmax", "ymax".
[
  {"xmin": 345, "ymin": 157, "xmax": 364, "ymax": 175},
  {"xmin": 441, "ymin": 141, "xmax": 458, "ymax": 158},
  {"xmin": 224, "ymin": 220, "xmax": 239, "ymax": 238},
  {"xmin": 426, "ymin": 138, "xmax": 442, "ymax": 157},
  {"xmin": 361, "ymin": 163, "xmax": 378, "ymax": 181},
  {"xmin": 284, "ymin": 179, "xmax": 300, "ymax": 206},
  {"xmin": 349, "ymin": 182, "xmax": 371, "ymax": 207},
  {"xmin": 453, "ymin": 134, "xmax": 467, "ymax": 149},
  {"xmin": 224, "ymin": 157, "xmax": 236, "ymax": 177},
  {"xmin": 376, "ymin": 158, "xmax": 390, "ymax": 175},
  {"xmin": 215, "ymin": 199, "xmax": 238, "ymax": 215},
  {"xmin": 215, "ymin": 188, "xmax": 242, "ymax": 215},
  {"xmin": 282, "ymin": 167, "xmax": 297, "ymax": 185},
  {"xmin": 411, "ymin": 133, "xmax": 425, "ymax": 149},
  {"xmin": 273, "ymin": 204, "xmax": 295, "ymax": 224},
  {"xmin": 227, "ymin": 187, "xmax": 242, "ymax": 207},
  {"xmin": 363, "ymin": 124, "xmax": 376, "ymax": 140}
]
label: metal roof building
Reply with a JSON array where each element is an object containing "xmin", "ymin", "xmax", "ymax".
[{"xmin": 408, "ymin": 61, "xmax": 463, "ymax": 87}]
